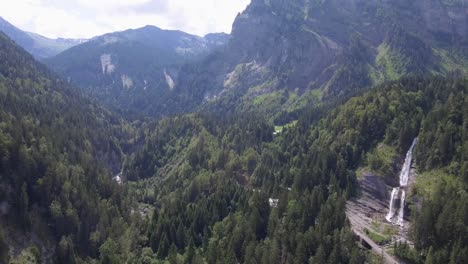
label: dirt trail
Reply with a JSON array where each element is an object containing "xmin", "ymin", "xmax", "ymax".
[
  {"xmin": 347, "ymin": 203, "xmax": 401, "ymax": 264},
  {"xmin": 353, "ymin": 229, "xmax": 399, "ymax": 264}
]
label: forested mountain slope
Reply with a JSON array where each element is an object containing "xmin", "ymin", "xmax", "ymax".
[
  {"xmin": 45, "ymin": 27, "xmax": 229, "ymax": 118},
  {"xmin": 0, "ymin": 24, "xmax": 466, "ymax": 262},
  {"xmin": 40, "ymin": 0, "xmax": 467, "ymax": 122},
  {"xmin": 0, "ymin": 32, "xmax": 141, "ymax": 263},
  {"xmin": 172, "ymin": 0, "xmax": 467, "ymax": 122},
  {"xmin": 0, "ymin": 1, "xmax": 466, "ymax": 263},
  {"xmin": 123, "ymin": 76, "xmax": 466, "ymax": 263}
]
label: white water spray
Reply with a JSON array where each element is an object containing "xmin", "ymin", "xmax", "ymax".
[
  {"xmin": 397, "ymin": 190, "xmax": 406, "ymax": 226},
  {"xmin": 386, "ymin": 138, "xmax": 417, "ymax": 226},
  {"xmin": 385, "ymin": 188, "xmax": 399, "ymax": 221},
  {"xmin": 399, "ymin": 139, "xmax": 417, "ymax": 187}
]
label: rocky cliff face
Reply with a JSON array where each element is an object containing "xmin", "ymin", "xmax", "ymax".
[
  {"xmin": 230, "ymin": 0, "xmax": 338, "ymax": 90},
  {"xmin": 40, "ymin": 0, "xmax": 468, "ymax": 120},
  {"xmin": 173, "ymin": 0, "xmax": 467, "ymax": 121}
]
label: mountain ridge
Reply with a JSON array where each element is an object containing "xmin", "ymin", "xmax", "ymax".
[
  {"xmin": 168, "ymin": 0, "xmax": 468, "ymax": 123},
  {"xmin": 45, "ymin": 25, "xmax": 230, "ymax": 118},
  {"xmin": 34, "ymin": 0, "xmax": 468, "ymax": 122},
  {"xmin": 0, "ymin": 2, "xmax": 466, "ymax": 263},
  {"xmin": 0, "ymin": 16, "xmax": 86, "ymax": 59}
]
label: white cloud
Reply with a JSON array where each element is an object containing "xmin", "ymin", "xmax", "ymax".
[
  {"xmin": 163, "ymin": 0, "xmax": 250, "ymax": 34},
  {"xmin": 0, "ymin": 0, "xmax": 250, "ymax": 39},
  {"xmin": 77, "ymin": 0, "xmax": 152, "ymax": 11}
]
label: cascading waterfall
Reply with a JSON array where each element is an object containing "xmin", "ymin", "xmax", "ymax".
[
  {"xmin": 385, "ymin": 138, "xmax": 417, "ymax": 226},
  {"xmin": 385, "ymin": 188, "xmax": 399, "ymax": 221},
  {"xmin": 397, "ymin": 190, "xmax": 406, "ymax": 226}
]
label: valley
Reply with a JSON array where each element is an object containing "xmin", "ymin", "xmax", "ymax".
[{"xmin": 0, "ymin": 0, "xmax": 467, "ymax": 263}]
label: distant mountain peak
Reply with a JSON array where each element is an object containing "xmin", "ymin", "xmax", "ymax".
[
  {"xmin": 0, "ymin": 16, "xmax": 87, "ymax": 59},
  {"xmin": 45, "ymin": 25, "xmax": 230, "ymax": 118},
  {"xmin": 43, "ymin": 0, "xmax": 468, "ymax": 120},
  {"xmin": 140, "ymin": 24, "xmax": 163, "ymax": 31}
]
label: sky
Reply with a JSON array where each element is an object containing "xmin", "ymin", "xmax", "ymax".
[{"xmin": 0, "ymin": 0, "xmax": 251, "ymax": 39}]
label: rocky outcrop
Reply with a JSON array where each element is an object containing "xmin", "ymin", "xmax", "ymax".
[
  {"xmin": 346, "ymin": 173, "xmax": 399, "ymax": 263},
  {"xmin": 174, "ymin": 0, "xmax": 467, "ymax": 119},
  {"xmin": 347, "ymin": 154, "xmax": 420, "ymax": 262},
  {"xmin": 347, "ymin": 173, "xmax": 392, "ymax": 223}
]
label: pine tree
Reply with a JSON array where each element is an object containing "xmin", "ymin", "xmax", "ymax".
[
  {"xmin": 19, "ymin": 182, "xmax": 29, "ymax": 227},
  {"xmin": 58, "ymin": 236, "xmax": 76, "ymax": 264},
  {"xmin": 157, "ymin": 234, "xmax": 170, "ymax": 258},
  {"xmin": 168, "ymin": 244, "xmax": 178, "ymax": 264},
  {"xmin": 185, "ymin": 240, "xmax": 195, "ymax": 264},
  {"xmin": 312, "ymin": 245, "xmax": 327, "ymax": 264},
  {"xmin": 0, "ymin": 225, "xmax": 9, "ymax": 264},
  {"xmin": 349, "ymin": 248, "xmax": 364, "ymax": 264},
  {"xmin": 295, "ymin": 238, "xmax": 307, "ymax": 264},
  {"xmin": 425, "ymin": 247, "xmax": 435, "ymax": 264}
]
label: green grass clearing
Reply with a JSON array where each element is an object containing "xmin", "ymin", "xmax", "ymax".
[{"xmin": 364, "ymin": 228, "xmax": 391, "ymax": 245}]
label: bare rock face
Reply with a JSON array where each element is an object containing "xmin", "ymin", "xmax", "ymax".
[
  {"xmin": 360, "ymin": 174, "xmax": 392, "ymax": 202},
  {"xmin": 121, "ymin": 74, "xmax": 133, "ymax": 89},
  {"xmin": 164, "ymin": 70, "xmax": 175, "ymax": 90},
  {"xmin": 100, "ymin": 54, "xmax": 116, "ymax": 75},
  {"xmin": 346, "ymin": 173, "xmax": 398, "ymax": 260},
  {"xmin": 230, "ymin": 0, "xmax": 338, "ymax": 90},
  {"xmin": 348, "ymin": 173, "xmax": 391, "ymax": 220},
  {"xmin": 175, "ymin": 0, "xmax": 467, "ymax": 118}
]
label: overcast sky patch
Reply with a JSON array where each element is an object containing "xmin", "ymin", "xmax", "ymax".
[{"xmin": 0, "ymin": 0, "xmax": 250, "ymax": 39}]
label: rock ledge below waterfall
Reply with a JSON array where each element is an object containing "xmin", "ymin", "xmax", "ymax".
[{"xmin": 346, "ymin": 173, "xmax": 408, "ymax": 263}]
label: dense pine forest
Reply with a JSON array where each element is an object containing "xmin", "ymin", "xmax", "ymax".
[
  {"xmin": 1, "ymin": 29, "xmax": 466, "ymax": 262},
  {"xmin": 0, "ymin": 32, "xmax": 143, "ymax": 263},
  {"xmin": 125, "ymin": 77, "xmax": 466, "ymax": 264},
  {"xmin": 0, "ymin": 0, "xmax": 467, "ymax": 263}
]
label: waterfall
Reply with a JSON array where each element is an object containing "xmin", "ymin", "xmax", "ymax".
[
  {"xmin": 385, "ymin": 188, "xmax": 399, "ymax": 222},
  {"xmin": 397, "ymin": 190, "xmax": 406, "ymax": 226},
  {"xmin": 399, "ymin": 139, "xmax": 417, "ymax": 187},
  {"xmin": 386, "ymin": 138, "xmax": 417, "ymax": 226}
]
